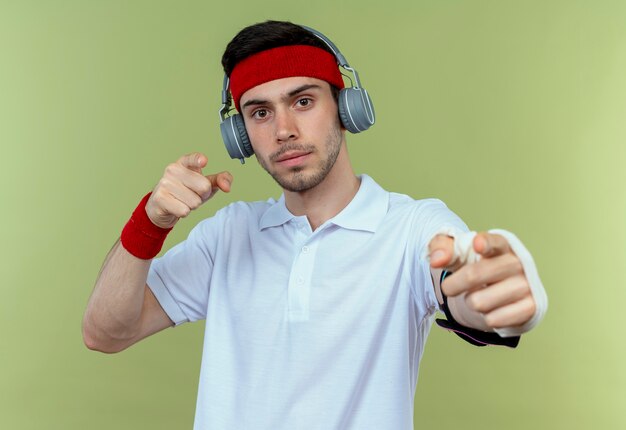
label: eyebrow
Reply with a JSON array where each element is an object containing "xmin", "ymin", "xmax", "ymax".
[
  {"xmin": 287, "ymin": 83, "xmax": 321, "ymax": 97},
  {"xmin": 241, "ymin": 84, "xmax": 322, "ymax": 111}
]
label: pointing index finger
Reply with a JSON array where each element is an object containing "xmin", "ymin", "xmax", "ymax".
[
  {"xmin": 179, "ymin": 152, "xmax": 208, "ymax": 172},
  {"xmin": 474, "ymin": 232, "xmax": 512, "ymax": 258}
]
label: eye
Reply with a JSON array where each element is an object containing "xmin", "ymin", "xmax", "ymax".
[
  {"xmin": 296, "ymin": 98, "xmax": 312, "ymax": 108},
  {"xmin": 252, "ymin": 109, "xmax": 268, "ymax": 120}
]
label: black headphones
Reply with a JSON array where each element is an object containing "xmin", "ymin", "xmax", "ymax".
[{"xmin": 218, "ymin": 25, "xmax": 375, "ymax": 164}]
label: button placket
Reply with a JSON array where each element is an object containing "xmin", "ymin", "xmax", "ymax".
[{"xmin": 286, "ymin": 225, "xmax": 319, "ymax": 322}]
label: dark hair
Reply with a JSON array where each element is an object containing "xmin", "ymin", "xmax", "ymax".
[{"xmin": 221, "ymin": 20, "xmax": 335, "ymax": 77}]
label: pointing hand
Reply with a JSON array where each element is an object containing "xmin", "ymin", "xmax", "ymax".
[
  {"xmin": 428, "ymin": 232, "xmax": 536, "ymax": 329},
  {"xmin": 145, "ymin": 152, "xmax": 233, "ymax": 229}
]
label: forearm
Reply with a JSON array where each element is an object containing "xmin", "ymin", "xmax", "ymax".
[
  {"xmin": 82, "ymin": 239, "xmax": 152, "ymax": 352},
  {"xmin": 82, "ymin": 153, "xmax": 232, "ymax": 352}
]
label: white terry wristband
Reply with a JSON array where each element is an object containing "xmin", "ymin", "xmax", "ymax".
[
  {"xmin": 428, "ymin": 227, "xmax": 480, "ymax": 265},
  {"xmin": 428, "ymin": 227, "xmax": 548, "ymax": 337}
]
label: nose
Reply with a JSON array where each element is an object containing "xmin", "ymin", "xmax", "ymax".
[{"xmin": 274, "ymin": 107, "xmax": 298, "ymax": 143}]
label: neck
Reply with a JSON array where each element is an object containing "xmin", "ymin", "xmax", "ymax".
[{"xmin": 283, "ymin": 143, "xmax": 359, "ymax": 231}]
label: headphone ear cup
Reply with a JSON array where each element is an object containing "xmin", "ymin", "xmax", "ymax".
[
  {"xmin": 233, "ymin": 114, "xmax": 254, "ymax": 157},
  {"xmin": 337, "ymin": 88, "xmax": 375, "ymax": 134},
  {"xmin": 220, "ymin": 114, "xmax": 254, "ymax": 160}
]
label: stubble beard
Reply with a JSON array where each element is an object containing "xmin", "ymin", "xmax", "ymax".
[{"xmin": 257, "ymin": 122, "xmax": 343, "ymax": 193}]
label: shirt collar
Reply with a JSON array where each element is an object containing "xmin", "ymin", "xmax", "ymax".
[
  {"xmin": 259, "ymin": 194, "xmax": 294, "ymax": 230},
  {"xmin": 259, "ymin": 174, "xmax": 389, "ymax": 233}
]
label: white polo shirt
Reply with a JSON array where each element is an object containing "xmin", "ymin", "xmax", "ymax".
[{"xmin": 147, "ymin": 174, "xmax": 467, "ymax": 430}]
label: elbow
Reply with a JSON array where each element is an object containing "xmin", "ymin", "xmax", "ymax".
[
  {"xmin": 81, "ymin": 318, "xmax": 128, "ymax": 354},
  {"xmin": 82, "ymin": 330, "xmax": 106, "ymax": 353},
  {"xmin": 82, "ymin": 326, "xmax": 97, "ymax": 351}
]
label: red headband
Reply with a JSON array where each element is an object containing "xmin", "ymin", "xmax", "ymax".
[{"xmin": 229, "ymin": 45, "xmax": 345, "ymax": 112}]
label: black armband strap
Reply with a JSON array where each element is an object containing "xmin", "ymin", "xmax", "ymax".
[{"xmin": 435, "ymin": 270, "xmax": 521, "ymax": 348}]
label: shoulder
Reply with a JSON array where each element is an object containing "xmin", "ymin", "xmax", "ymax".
[
  {"xmin": 358, "ymin": 174, "xmax": 464, "ymax": 229},
  {"xmin": 217, "ymin": 198, "xmax": 278, "ymax": 218},
  {"xmin": 191, "ymin": 197, "xmax": 280, "ymax": 234},
  {"xmin": 367, "ymin": 181, "xmax": 468, "ymax": 246},
  {"xmin": 387, "ymin": 191, "xmax": 455, "ymax": 223}
]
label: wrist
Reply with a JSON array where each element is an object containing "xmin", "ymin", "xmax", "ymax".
[{"xmin": 121, "ymin": 192, "xmax": 173, "ymax": 260}]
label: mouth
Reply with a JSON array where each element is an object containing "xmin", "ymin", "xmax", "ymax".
[{"xmin": 275, "ymin": 151, "xmax": 312, "ymax": 167}]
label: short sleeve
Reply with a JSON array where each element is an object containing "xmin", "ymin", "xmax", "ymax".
[
  {"xmin": 408, "ymin": 199, "xmax": 469, "ymax": 314},
  {"xmin": 147, "ymin": 214, "xmax": 223, "ymax": 325}
]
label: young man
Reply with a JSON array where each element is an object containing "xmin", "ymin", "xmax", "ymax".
[{"xmin": 83, "ymin": 20, "xmax": 547, "ymax": 429}]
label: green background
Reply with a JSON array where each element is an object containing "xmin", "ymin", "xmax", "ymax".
[{"xmin": 1, "ymin": 0, "xmax": 624, "ymax": 428}]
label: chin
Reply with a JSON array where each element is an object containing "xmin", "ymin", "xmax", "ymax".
[{"xmin": 272, "ymin": 168, "xmax": 327, "ymax": 192}]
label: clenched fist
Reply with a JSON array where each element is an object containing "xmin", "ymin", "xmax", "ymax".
[{"xmin": 145, "ymin": 152, "xmax": 233, "ymax": 229}]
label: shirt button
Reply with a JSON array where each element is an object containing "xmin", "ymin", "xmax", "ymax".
[
  {"xmin": 297, "ymin": 277, "xmax": 305, "ymax": 285},
  {"xmin": 302, "ymin": 246, "xmax": 309, "ymax": 254}
]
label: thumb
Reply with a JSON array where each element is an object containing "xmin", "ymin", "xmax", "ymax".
[
  {"xmin": 210, "ymin": 171, "xmax": 233, "ymax": 193},
  {"xmin": 201, "ymin": 171, "xmax": 233, "ymax": 201},
  {"xmin": 428, "ymin": 235, "xmax": 457, "ymax": 269}
]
